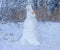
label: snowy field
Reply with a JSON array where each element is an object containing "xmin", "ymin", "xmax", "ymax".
[{"xmin": 0, "ymin": 22, "xmax": 60, "ymax": 50}]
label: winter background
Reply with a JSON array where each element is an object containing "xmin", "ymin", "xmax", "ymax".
[{"xmin": 0, "ymin": 0, "xmax": 60, "ymax": 50}]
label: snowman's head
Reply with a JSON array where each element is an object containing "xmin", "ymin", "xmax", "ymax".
[
  {"xmin": 26, "ymin": 3, "xmax": 36, "ymax": 17},
  {"xmin": 32, "ymin": 11, "xmax": 36, "ymax": 14},
  {"xmin": 26, "ymin": 4, "xmax": 33, "ymax": 12}
]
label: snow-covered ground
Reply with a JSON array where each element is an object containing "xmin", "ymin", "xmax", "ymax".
[{"xmin": 0, "ymin": 22, "xmax": 60, "ymax": 50}]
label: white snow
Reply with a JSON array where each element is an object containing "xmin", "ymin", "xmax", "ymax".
[
  {"xmin": 0, "ymin": 0, "xmax": 2, "ymax": 8},
  {"xmin": 0, "ymin": 22, "xmax": 23, "ymax": 42},
  {"xmin": 0, "ymin": 22, "xmax": 60, "ymax": 50},
  {"xmin": 20, "ymin": 1, "xmax": 40, "ymax": 45}
]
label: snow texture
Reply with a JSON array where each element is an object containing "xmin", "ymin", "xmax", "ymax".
[{"xmin": 0, "ymin": 22, "xmax": 60, "ymax": 50}]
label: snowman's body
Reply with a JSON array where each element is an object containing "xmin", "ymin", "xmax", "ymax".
[{"xmin": 20, "ymin": 3, "xmax": 40, "ymax": 45}]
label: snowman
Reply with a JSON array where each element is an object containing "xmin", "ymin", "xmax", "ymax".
[{"xmin": 20, "ymin": 0, "xmax": 40, "ymax": 45}]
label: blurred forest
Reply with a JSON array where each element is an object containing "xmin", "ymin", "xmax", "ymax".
[{"xmin": 0, "ymin": 0, "xmax": 60, "ymax": 23}]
